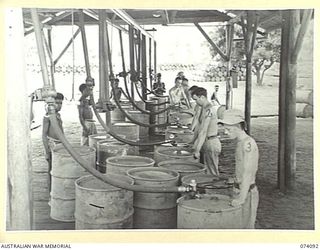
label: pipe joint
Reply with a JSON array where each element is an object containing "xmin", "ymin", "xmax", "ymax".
[{"xmin": 85, "ymin": 76, "xmax": 95, "ymax": 87}]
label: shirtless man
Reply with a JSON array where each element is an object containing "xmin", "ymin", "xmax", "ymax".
[
  {"xmin": 78, "ymin": 83, "xmax": 97, "ymax": 146},
  {"xmin": 168, "ymin": 77, "xmax": 183, "ymax": 106},
  {"xmin": 218, "ymin": 109, "xmax": 259, "ymax": 228},
  {"xmin": 42, "ymin": 92, "xmax": 64, "ymax": 192},
  {"xmin": 191, "ymin": 87, "xmax": 221, "ymax": 175}
]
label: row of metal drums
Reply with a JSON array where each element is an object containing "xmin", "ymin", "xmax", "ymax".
[
  {"xmin": 110, "ymin": 97, "xmax": 169, "ymax": 136},
  {"xmin": 49, "ymin": 140, "xmax": 250, "ymax": 229}
]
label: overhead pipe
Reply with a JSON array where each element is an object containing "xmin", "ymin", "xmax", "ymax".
[
  {"xmin": 49, "ymin": 113, "xmax": 188, "ymax": 193},
  {"xmin": 30, "ymin": 8, "xmax": 51, "ymax": 88},
  {"xmin": 119, "ymin": 29, "xmax": 172, "ymax": 115},
  {"xmin": 78, "ymin": 9, "xmax": 91, "ymax": 78}
]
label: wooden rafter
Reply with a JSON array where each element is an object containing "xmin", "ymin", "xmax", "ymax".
[{"xmin": 194, "ymin": 22, "xmax": 228, "ymax": 61}]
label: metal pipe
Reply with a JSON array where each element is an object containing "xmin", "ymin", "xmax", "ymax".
[
  {"xmin": 98, "ymin": 9, "xmax": 107, "ymax": 105},
  {"xmin": 30, "ymin": 8, "xmax": 50, "ymax": 87},
  {"xmin": 78, "ymin": 9, "xmax": 91, "ymax": 78}
]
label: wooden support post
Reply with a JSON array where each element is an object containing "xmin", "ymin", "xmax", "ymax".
[
  {"xmin": 278, "ymin": 9, "xmax": 311, "ymax": 191},
  {"xmin": 129, "ymin": 25, "xmax": 135, "ymax": 99},
  {"xmin": 225, "ymin": 24, "xmax": 234, "ymax": 109},
  {"xmin": 141, "ymin": 34, "xmax": 147, "ymax": 100},
  {"xmin": 285, "ymin": 10, "xmax": 300, "ymax": 189},
  {"xmin": 78, "ymin": 9, "xmax": 91, "ymax": 78},
  {"xmin": 6, "ymin": 8, "xmax": 33, "ymax": 230},
  {"xmin": 149, "ymin": 37, "xmax": 153, "ymax": 90},
  {"xmin": 241, "ymin": 11, "xmax": 259, "ymax": 135},
  {"xmin": 278, "ymin": 10, "xmax": 290, "ymax": 192}
]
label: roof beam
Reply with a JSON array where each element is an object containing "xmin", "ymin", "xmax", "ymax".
[
  {"xmin": 194, "ymin": 22, "xmax": 228, "ymax": 61},
  {"xmin": 24, "ymin": 10, "xmax": 71, "ymax": 36},
  {"xmin": 83, "ymin": 9, "xmax": 128, "ymax": 33},
  {"xmin": 110, "ymin": 9, "xmax": 153, "ymax": 39}
]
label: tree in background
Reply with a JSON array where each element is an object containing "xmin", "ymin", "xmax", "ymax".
[{"xmin": 204, "ymin": 25, "xmax": 281, "ymax": 86}]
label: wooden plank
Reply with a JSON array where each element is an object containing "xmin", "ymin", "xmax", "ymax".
[{"xmin": 6, "ymin": 8, "xmax": 33, "ymax": 230}]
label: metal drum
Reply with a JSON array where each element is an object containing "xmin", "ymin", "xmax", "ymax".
[
  {"xmin": 88, "ymin": 133, "xmax": 110, "ymax": 151},
  {"xmin": 112, "ymin": 122, "xmax": 139, "ymax": 141},
  {"xmin": 151, "ymin": 96, "xmax": 168, "ymax": 133},
  {"xmin": 97, "ymin": 140, "xmax": 139, "ymax": 173},
  {"xmin": 154, "ymin": 146, "xmax": 198, "ymax": 165},
  {"xmin": 135, "ymin": 100, "xmax": 146, "ymax": 110},
  {"xmin": 111, "ymin": 104, "xmax": 132, "ymax": 124},
  {"xmin": 106, "ymin": 156, "xmax": 155, "ymax": 175},
  {"xmin": 75, "ymin": 174, "xmax": 134, "ymax": 229},
  {"xmin": 126, "ymin": 110, "xmax": 149, "ymax": 139},
  {"xmin": 165, "ymin": 125, "xmax": 194, "ymax": 144},
  {"xmin": 145, "ymin": 100, "xmax": 157, "ymax": 135},
  {"xmin": 177, "ymin": 194, "xmax": 243, "ymax": 229},
  {"xmin": 158, "ymin": 160, "xmax": 206, "ymax": 183},
  {"xmin": 127, "ymin": 167, "xmax": 180, "ymax": 229},
  {"xmin": 50, "ymin": 144, "xmax": 96, "ymax": 222}
]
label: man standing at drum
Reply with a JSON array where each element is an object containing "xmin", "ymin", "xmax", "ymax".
[
  {"xmin": 218, "ymin": 109, "xmax": 259, "ymax": 228},
  {"xmin": 42, "ymin": 92, "xmax": 65, "ymax": 192},
  {"xmin": 78, "ymin": 80, "xmax": 97, "ymax": 146},
  {"xmin": 191, "ymin": 87, "xmax": 221, "ymax": 176}
]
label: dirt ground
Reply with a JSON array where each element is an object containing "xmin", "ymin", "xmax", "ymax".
[{"xmin": 29, "ymin": 76, "xmax": 314, "ymax": 230}]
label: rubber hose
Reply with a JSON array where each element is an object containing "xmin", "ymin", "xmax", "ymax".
[
  {"xmin": 90, "ymin": 94, "xmax": 173, "ymax": 146},
  {"xmin": 49, "ymin": 114, "xmax": 184, "ymax": 193},
  {"xmin": 120, "ymin": 87, "xmax": 172, "ymax": 115},
  {"xmin": 133, "ymin": 81, "xmax": 169, "ymax": 106},
  {"xmin": 111, "ymin": 83, "xmax": 169, "ymax": 128}
]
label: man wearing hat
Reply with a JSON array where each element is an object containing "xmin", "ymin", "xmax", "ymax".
[
  {"xmin": 218, "ymin": 109, "xmax": 259, "ymax": 228},
  {"xmin": 152, "ymin": 73, "xmax": 166, "ymax": 96}
]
